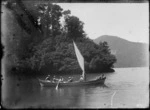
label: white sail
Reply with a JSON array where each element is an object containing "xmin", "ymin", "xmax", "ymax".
[{"xmin": 73, "ymin": 41, "xmax": 85, "ymax": 78}]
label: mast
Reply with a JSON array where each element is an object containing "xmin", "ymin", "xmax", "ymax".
[{"xmin": 73, "ymin": 41, "xmax": 86, "ymax": 81}]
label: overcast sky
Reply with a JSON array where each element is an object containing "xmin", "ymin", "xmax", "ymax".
[{"xmin": 58, "ymin": 3, "xmax": 149, "ymax": 43}]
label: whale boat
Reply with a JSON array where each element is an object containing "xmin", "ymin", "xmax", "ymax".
[{"xmin": 39, "ymin": 41, "xmax": 106, "ymax": 87}]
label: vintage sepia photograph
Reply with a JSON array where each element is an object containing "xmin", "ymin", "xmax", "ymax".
[{"xmin": 1, "ymin": 0, "xmax": 149, "ymax": 109}]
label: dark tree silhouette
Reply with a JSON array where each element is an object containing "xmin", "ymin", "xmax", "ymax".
[{"xmin": 4, "ymin": 1, "xmax": 117, "ymax": 75}]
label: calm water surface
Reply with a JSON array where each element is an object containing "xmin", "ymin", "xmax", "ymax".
[{"xmin": 2, "ymin": 67, "xmax": 149, "ymax": 108}]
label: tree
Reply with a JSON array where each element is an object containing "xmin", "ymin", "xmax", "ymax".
[
  {"xmin": 35, "ymin": 3, "xmax": 63, "ymax": 38},
  {"xmin": 4, "ymin": 1, "xmax": 117, "ymax": 75},
  {"xmin": 98, "ymin": 41, "xmax": 111, "ymax": 54},
  {"xmin": 89, "ymin": 42, "xmax": 117, "ymax": 72},
  {"xmin": 64, "ymin": 16, "xmax": 85, "ymax": 40}
]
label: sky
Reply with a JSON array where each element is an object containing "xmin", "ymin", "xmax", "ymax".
[{"xmin": 58, "ymin": 3, "xmax": 149, "ymax": 43}]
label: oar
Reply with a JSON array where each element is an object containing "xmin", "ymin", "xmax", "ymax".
[
  {"xmin": 111, "ymin": 91, "xmax": 117, "ymax": 108},
  {"xmin": 55, "ymin": 79, "xmax": 60, "ymax": 90}
]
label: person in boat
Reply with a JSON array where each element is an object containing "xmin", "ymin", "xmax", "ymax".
[
  {"xmin": 79, "ymin": 75, "xmax": 84, "ymax": 82},
  {"xmin": 68, "ymin": 77, "xmax": 73, "ymax": 82},
  {"xmin": 60, "ymin": 76, "xmax": 64, "ymax": 82},
  {"xmin": 99, "ymin": 74, "xmax": 103, "ymax": 79},
  {"xmin": 45, "ymin": 75, "xmax": 51, "ymax": 81},
  {"xmin": 52, "ymin": 76, "xmax": 58, "ymax": 82},
  {"xmin": 102, "ymin": 74, "xmax": 106, "ymax": 79}
]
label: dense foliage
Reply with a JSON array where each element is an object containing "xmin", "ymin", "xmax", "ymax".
[{"xmin": 4, "ymin": 1, "xmax": 116, "ymax": 75}]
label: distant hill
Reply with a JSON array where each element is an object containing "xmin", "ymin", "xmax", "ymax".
[{"xmin": 93, "ymin": 35, "xmax": 148, "ymax": 68}]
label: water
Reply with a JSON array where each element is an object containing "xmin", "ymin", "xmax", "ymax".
[{"xmin": 2, "ymin": 67, "xmax": 149, "ymax": 108}]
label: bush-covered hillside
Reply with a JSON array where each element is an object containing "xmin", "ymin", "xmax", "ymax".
[{"xmin": 3, "ymin": 1, "xmax": 117, "ymax": 75}]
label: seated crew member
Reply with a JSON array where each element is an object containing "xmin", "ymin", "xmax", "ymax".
[
  {"xmin": 52, "ymin": 76, "xmax": 58, "ymax": 82},
  {"xmin": 60, "ymin": 76, "xmax": 64, "ymax": 82},
  {"xmin": 99, "ymin": 74, "xmax": 102, "ymax": 79},
  {"xmin": 45, "ymin": 75, "xmax": 51, "ymax": 81},
  {"xmin": 68, "ymin": 77, "xmax": 73, "ymax": 82},
  {"xmin": 79, "ymin": 75, "xmax": 84, "ymax": 82},
  {"xmin": 102, "ymin": 74, "xmax": 106, "ymax": 79}
]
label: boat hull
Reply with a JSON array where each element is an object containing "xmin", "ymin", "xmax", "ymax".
[{"xmin": 39, "ymin": 77, "xmax": 106, "ymax": 87}]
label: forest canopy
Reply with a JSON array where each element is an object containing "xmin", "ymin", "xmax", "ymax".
[{"xmin": 3, "ymin": 1, "xmax": 117, "ymax": 75}]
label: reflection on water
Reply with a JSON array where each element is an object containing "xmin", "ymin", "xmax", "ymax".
[
  {"xmin": 2, "ymin": 67, "xmax": 149, "ymax": 108},
  {"xmin": 38, "ymin": 85, "xmax": 108, "ymax": 108}
]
